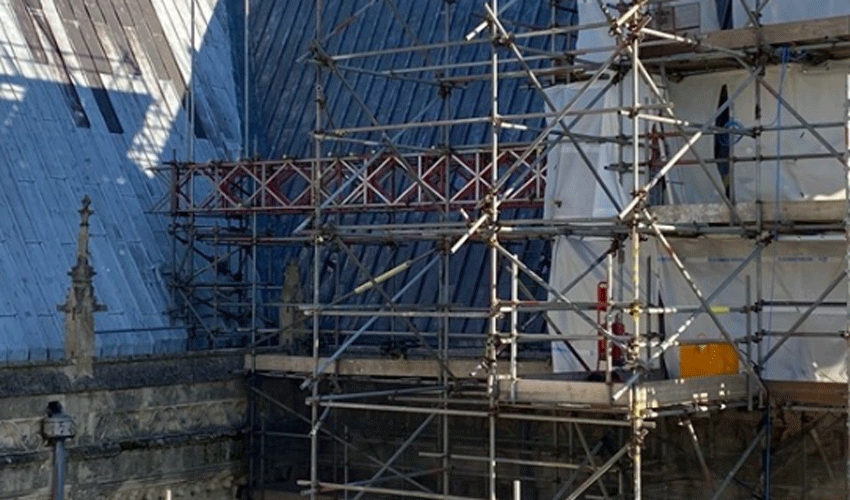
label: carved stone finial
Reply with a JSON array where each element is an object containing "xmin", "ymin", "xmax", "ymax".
[
  {"xmin": 59, "ymin": 196, "xmax": 105, "ymax": 378},
  {"xmin": 278, "ymin": 260, "xmax": 306, "ymax": 350},
  {"xmin": 76, "ymin": 195, "xmax": 92, "ymax": 262}
]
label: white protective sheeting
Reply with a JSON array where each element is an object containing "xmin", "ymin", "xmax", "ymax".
[
  {"xmin": 549, "ymin": 236, "xmax": 634, "ymax": 373},
  {"xmin": 653, "ymin": 238, "xmax": 848, "ymax": 382},
  {"xmin": 577, "ymin": 0, "xmax": 719, "ymax": 63},
  {"xmin": 544, "ymin": 82, "xmax": 630, "ymax": 219},
  {"xmin": 665, "ymin": 64, "xmax": 846, "ymax": 204},
  {"xmin": 545, "ymin": 68, "xmax": 850, "ymax": 381},
  {"xmin": 550, "ymin": 234, "xmax": 849, "ymax": 381},
  {"xmin": 733, "ymin": 0, "xmax": 850, "ymax": 28},
  {"xmin": 545, "ymin": 79, "xmax": 641, "ymax": 371},
  {"xmin": 544, "ymin": 75, "xmax": 664, "ymax": 218},
  {"xmin": 575, "ymin": 0, "xmax": 612, "ymax": 64}
]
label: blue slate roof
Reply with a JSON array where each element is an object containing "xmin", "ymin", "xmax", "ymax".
[
  {"xmin": 240, "ymin": 1, "xmax": 578, "ymax": 348},
  {"xmin": 0, "ymin": 0, "xmax": 240, "ymax": 361},
  {"xmin": 2, "ymin": 0, "xmax": 592, "ymax": 359},
  {"xmin": 2, "ymin": 0, "xmax": 749, "ymax": 360},
  {"xmin": 247, "ymin": 0, "xmax": 578, "ymax": 158}
]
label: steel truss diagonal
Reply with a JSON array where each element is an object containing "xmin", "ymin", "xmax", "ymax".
[{"xmin": 156, "ymin": 1, "xmax": 850, "ymax": 499}]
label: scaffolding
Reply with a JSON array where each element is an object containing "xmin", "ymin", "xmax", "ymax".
[{"xmin": 156, "ymin": 1, "xmax": 850, "ymax": 498}]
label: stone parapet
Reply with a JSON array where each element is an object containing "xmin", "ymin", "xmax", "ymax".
[{"xmin": 0, "ymin": 352, "xmax": 246, "ymax": 499}]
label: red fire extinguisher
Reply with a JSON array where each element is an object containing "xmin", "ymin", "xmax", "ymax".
[
  {"xmin": 596, "ymin": 282, "xmax": 607, "ymax": 368},
  {"xmin": 596, "ymin": 282, "xmax": 626, "ymax": 369},
  {"xmin": 610, "ymin": 314, "xmax": 625, "ymax": 367}
]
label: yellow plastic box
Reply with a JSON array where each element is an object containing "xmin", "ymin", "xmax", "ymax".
[{"xmin": 678, "ymin": 341, "xmax": 739, "ymax": 378}]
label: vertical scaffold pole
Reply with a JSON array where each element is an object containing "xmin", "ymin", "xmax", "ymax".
[
  {"xmin": 843, "ymin": 71, "xmax": 850, "ymax": 500},
  {"xmin": 244, "ymin": 0, "xmax": 250, "ymax": 154},
  {"xmin": 754, "ymin": 56, "xmax": 765, "ymax": 408},
  {"xmin": 441, "ymin": 3, "xmax": 452, "ymax": 495},
  {"xmin": 188, "ymin": 0, "xmax": 196, "ymax": 162},
  {"xmin": 606, "ymin": 252, "xmax": 614, "ymax": 385},
  {"xmin": 629, "ymin": 8, "xmax": 644, "ymax": 498},
  {"xmin": 511, "ymin": 260, "xmax": 518, "ymax": 401},
  {"xmin": 310, "ymin": 2, "xmax": 324, "ymax": 500},
  {"xmin": 488, "ymin": 1, "xmax": 500, "ymax": 498}
]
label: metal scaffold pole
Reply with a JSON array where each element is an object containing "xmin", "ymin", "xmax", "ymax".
[
  {"xmin": 844, "ymin": 71, "xmax": 850, "ymax": 500},
  {"xmin": 310, "ymin": 2, "xmax": 324, "ymax": 499},
  {"xmin": 441, "ymin": 2, "xmax": 452, "ymax": 497},
  {"xmin": 488, "ymin": 3, "xmax": 500, "ymax": 499},
  {"xmin": 629, "ymin": 7, "xmax": 643, "ymax": 496}
]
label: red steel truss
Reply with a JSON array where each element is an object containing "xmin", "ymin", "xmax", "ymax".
[{"xmin": 161, "ymin": 147, "xmax": 545, "ymax": 215}]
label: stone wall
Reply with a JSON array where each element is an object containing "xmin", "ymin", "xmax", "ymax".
[{"xmin": 0, "ymin": 351, "xmax": 246, "ymax": 500}]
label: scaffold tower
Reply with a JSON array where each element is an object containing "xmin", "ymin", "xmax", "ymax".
[{"xmin": 157, "ymin": 1, "xmax": 850, "ymax": 498}]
